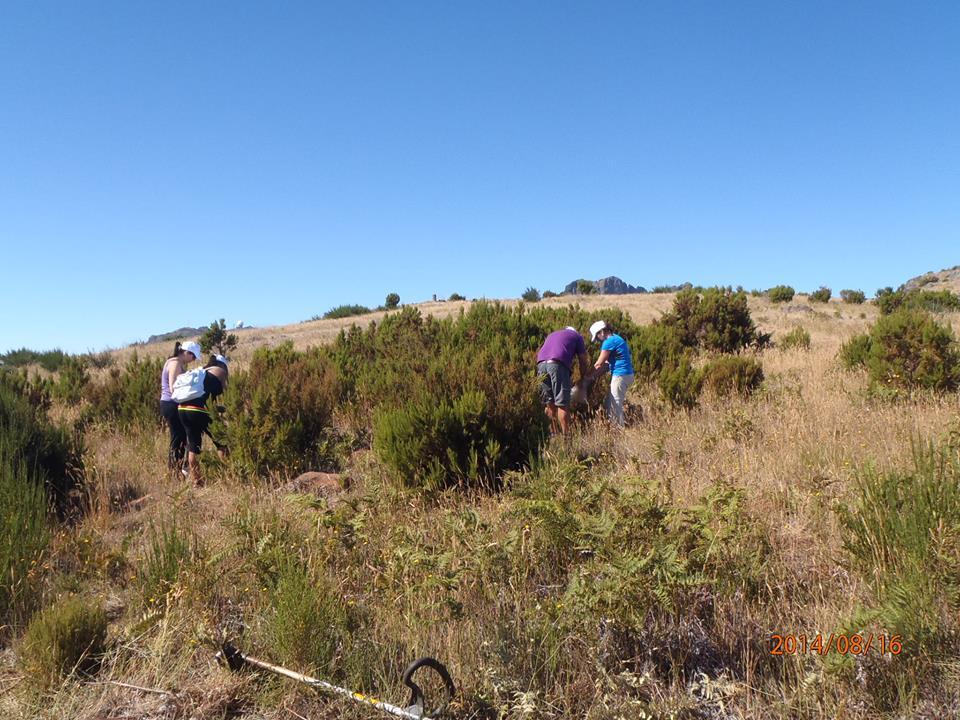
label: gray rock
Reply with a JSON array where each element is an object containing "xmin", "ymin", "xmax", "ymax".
[
  {"xmin": 783, "ymin": 304, "xmax": 814, "ymax": 314},
  {"xmin": 902, "ymin": 266, "xmax": 960, "ymax": 292},
  {"xmin": 563, "ymin": 276, "xmax": 647, "ymax": 295},
  {"xmin": 146, "ymin": 326, "xmax": 206, "ymax": 344}
]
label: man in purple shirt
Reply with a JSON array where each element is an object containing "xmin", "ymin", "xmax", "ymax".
[{"xmin": 536, "ymin": 326, "xmax": 591, "ymax": 435}]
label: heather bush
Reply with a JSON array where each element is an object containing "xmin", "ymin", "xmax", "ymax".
[
  {"xmin": 53, "ymin": 355, "xmax": 89, "ymax": 404},
  {"xmin": 767, "ymin": 285, "xmax": 795, "ymax": 303},
  {"xmin": 840, "ymin": 289, "xmax": 866, "ymax": 304},
  {"xmin": 219, "ymin": 343, "xmax": 339, "ymax": 478},
  {"xmin": 658, "ymin": 287, "xmax": 760, "ymax": 353},
  {"xmin": 839, "ymin": 334, "xmax": 872, "ymax": 369},
  {"xmin": 384, "ymin": 292, "xmax": 400, "ymax": 309},
  {"xmin": 20, "ymin": 595, "xmax": 107, "ymax": 687},
  {"xmin": 137, "ymin": 520, "xmax": 201, "ymax": 613},
  {"xmin": 876, "ymin": 288, "xmax": 960, "ymax": 315},
  {"xmin": 575, "ymin": 279, "xmax": 596, "ymax": 295},
  {"xmin": 810, "ymin": 286, "xmax": 832, "ymax": 303},
  {"xmin": 86, "ymin": 352, "xmax": 164, "ymax": 430},
  {"xmin": 701, "ymin": 355, "xmax": 764, "ymax": 397},
  {"xmin": 448, "ymin": 293, "xmax": 466, "ymax": 301},
  {"xmin": 323, "ymin": 304, "xmax": 372, "ymax": 319},
  {"xmin": 0, "ymin": 347, "xmax": 69, "ymax": 372},
  {"xmin": 522, "ymin": 287, "xmax": 541, "ymax": 302},
  {"xmin": 657, "ymin": 355, "xmax": 702, "ymax": 409},
  {"xmin": 200, "ymin": 318, "xmax": 238, "ymax": 356},
  {"xmin": 779, "ymin": 326, "xmax": 811, "ymax": 351},
  {"xmin": 849, "ymin": 310, "xmax": 960, "ymax": 392}
]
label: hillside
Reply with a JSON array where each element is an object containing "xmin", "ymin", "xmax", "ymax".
[{"xmin": 2, "ymin": 287, "xmax": 960, "ymax": 719}]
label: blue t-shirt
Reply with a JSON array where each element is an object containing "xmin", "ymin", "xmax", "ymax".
[{"xmin": 601, "ymin": 334, "xmax": 634, "ymax": 376}]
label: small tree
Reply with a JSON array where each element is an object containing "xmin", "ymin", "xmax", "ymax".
[
  {"xmin": 521, "ymin": 287, "xmax": 541, "ymax": 302},
  {"xmin": 448, "ymin": 293, "xmax": 466, "ymax": 302},
  {"xmin": 840, "ymin": 289, "xmax": 866, "ymax": 304},
  {"xmin": 200, "ymin": 319, "xmax": 238, "ymax": 357},
  {"xmin": 810, "ymin": 286, "xmax": 832, "ymax": 303},
  {"xmin": 385, "ymin": 293, "xmax": 400, "ymax": 309},
  {"xmin": 576, "ymin": 280, "xmax": 596, "ymax": 295},
  {"xmin": 767, "ymin": 285, "xmax": 795, "ymax": 303},
  {"xmin": 542, "ymin": 290, "xmax": 558, "ymax": 298}
]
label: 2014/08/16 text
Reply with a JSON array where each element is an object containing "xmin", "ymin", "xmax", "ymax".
[{"xmin": 769, "ymin": 634, "xmax": 903, "ymax": 656}]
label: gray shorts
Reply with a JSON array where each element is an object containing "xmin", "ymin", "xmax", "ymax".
[{"xmin": 537, "ymin": 361, "xmax": 572, "ymax": 407}]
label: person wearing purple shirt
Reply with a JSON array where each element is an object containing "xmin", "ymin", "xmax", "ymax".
[{"xmin": 536, "ymin": 327, "xmax": 591, "ymax": 435}]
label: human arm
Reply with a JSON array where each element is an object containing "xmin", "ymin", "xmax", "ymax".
[
  {"xmin": 593, "ymin": 349, "xmax": 611, "ymax": 371},
  {"xmin": 578, "ymin": 352, "xmax": 591, "ymax": 381},
  {"xmin": 166, "ymin": 361, "xmax": 180, "ymax": 391}
]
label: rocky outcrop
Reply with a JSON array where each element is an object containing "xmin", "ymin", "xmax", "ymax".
[
  {"xmin": 902, "ymin": 266, "xmax": 960, "ymax": 293},
  {"xmin": 563, "ymin": 276, "xmax": 647, "ymax": 295},
  {"xmin": 146, "ymin": 326, "xmax": 206, "ymax": 345}
]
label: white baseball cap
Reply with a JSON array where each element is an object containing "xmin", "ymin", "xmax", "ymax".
[
  {"xmin": 589, "ymin": 320, "xmax": 608, "ymax": 342},
  {"xmin": 183, "ymin": 341, "xmax": 202, "ymax": 360},
  {"xmin": 214, "ymin": 354, "xmax": 229, "ymax": 367}
]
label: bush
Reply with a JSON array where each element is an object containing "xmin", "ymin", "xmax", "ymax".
[
  {"xmin": 701, "ymin": 356, "xmax": 764, "ymax": 397},
  {"xmin": 137, "ymin": 520, "xmax": 200, "ymax": 612},
  {"xmin": 0, "ymin": 348, "xmax": 68, "ymax": 372},
  {"xmin": 199, "ymin": 318, "xmax": 238, "ymax": 356},
  {"xmin": 20, "ymin": 596, "xmax": 107, "ymax": 687},
  {"xmin": 658, "ymin": 287, "xmax": 760, "ymax": 353},
  {"xmin": 779, "ymin": 326, "xmax": 811, "ymax": 351},
  {"xmin": 374, "ymin": 391, "xmax": 505, "ymax": 490},
  {"xmin": 876, "ymin": 289, "xmax": 960, "ymax": 315},
  {"xmin": 260, "ymin": 561, "xmax": 356, "ymax": 678},
  {"xmin": 522, "ymin": 287, "xmax": 541, "ymax": 302},
  {"xmin": 839, "ymin": 334, "xmax": 872, "ymax": 369},
  {"xmin": 840, "ymin": 289, "xmax": 866, "ymax": 304},
  {"xmin": 86, "ymin": 353, "xmax": 164, "ymax": 430},
  {"xmin": 575, "ymin": 280, "xmax": 595, "ymax": 295},
  {"xmin": 323, "ymin": 304, "xmax": 372, "ymax": 320},
  {"xmin": 835, "ymin": 441, "xmax": 960, "ymax": 686},
  {"xmin": 448, "ymin": 293, "xmax": 466, "ymax": 302},
  {"xmin": 384, "ymin": 293, "xmax": 400, "ymax": 309},
  {"xmin": 810, "ymin": 286, "xmax": 832, "ymax": 303},
  {"xmin": 219, "ymin": 343, "xmax": 339, "ymax": 478},
  {"xmin": 657, "ymin": 355, "xmax": 702, "ymax": 409},
  {"xmin": 53, "ymin": 355, "xmax": 89, "ymax": 404},
  {"xmin": 542, "ymin": 290, "xmax": 557, "ymax": 299},
  {"xmin": 767, "ymin": 285, "xmax": 795, "ymax": 303}
]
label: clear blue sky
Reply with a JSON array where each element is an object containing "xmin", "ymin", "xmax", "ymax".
[{"xmin": 2, "ymin": 1, "xmax": 958, "ymax": 353}]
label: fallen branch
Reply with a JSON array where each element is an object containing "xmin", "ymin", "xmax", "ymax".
[{"xmin": 85, "ymin": 679, "xmax": 174, "ymax": 697}]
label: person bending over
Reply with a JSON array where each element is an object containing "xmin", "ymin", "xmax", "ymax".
[
  {"xmin": 588, "ymin": 321, "xmax": 635, "ymax": 427},
  {"xmin": 535, "ymin": 326, "xmax": 591, "ymax": 435},
  {"xmin": 177, "ymin": 355, "xmax": 228, "ymax": 484},
  {"xmin": 159, "ymin": 340, "xmax": 201, "ymax": 471}
]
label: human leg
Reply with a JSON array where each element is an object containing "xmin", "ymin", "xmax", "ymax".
[
  {"xmin": 160, "ymin": 401, "xmax": 186, "ymax": 470},
  {"xmin": 605, "ymin": 374, "xmax": 634, "ymax": 427}
]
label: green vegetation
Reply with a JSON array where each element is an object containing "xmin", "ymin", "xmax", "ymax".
[
  {"xmin": 779, "ymin": 325, "xmax": 811, "ymax": 351},
  {"xmin": 86, "ymin": 353, "xmax": 164, "ymax": 429},
  {"xmin": 0, "ymin": 348, "xmax": 69, "ymax": 372},
  {"xmin": 19, "ymin": 596, "xmax": 107, "ymax": 687},
  {"xmin": 322, "ymin": 304, "xmax": 373, "ymax": 319},
  {"xmin": 384, "ymin": 292, "xmax": 400, "ymax": 309},
  {"xmin": 521, "ymin": 287, "xmax": 541, "ymax": 302},
  {"xmin": 875, "ymin": 288, "xmax": 960, "ymax": 315},
  {"xmin": 767, "ymin": 285, "xmax": 795, "ymax": 303},
  {"xmin": 541, "ymin": 290, "xmax": 558, "ymax": 298},
  {"xmin": 701, "ymin": 355, "xmax": 764, "ymax": 396},
  {"xmin": 839, "ymin": 309, "xmax": 960, "ymax": 393},
  {"xmin": 840, "ymin": 288, "xmax": 866, "ymax": 304},
  {"xmin": 199, "ymin": 318, "xmax": 238, "ymax": 356},
  {"xmin": 810, "ymin": 286, "xmax": 832, "ymax": 303},
  {"xmin": 448, "ymin": 292, "xmax": 466, "ymax": 301},
  {"xmin": 575, "ymin": 279, "xmax": 596, "ymax": 295},
  {"xmin": 659, "ymin": 286, "xmax": 762, "ymax": 353}
]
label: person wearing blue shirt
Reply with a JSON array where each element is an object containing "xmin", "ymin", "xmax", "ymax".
[{"xmin": 589, "ymin": 320, "xmax": 635, "ymax": 427}]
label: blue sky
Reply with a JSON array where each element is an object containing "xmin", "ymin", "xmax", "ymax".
[{"xmin": 1, "ymin": 1, "xmax": 958, "ymax": 353}]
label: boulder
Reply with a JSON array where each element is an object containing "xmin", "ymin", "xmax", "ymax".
[{"xmin": 563, "ymin": 276, "xmax": 647, "ymax": 295}]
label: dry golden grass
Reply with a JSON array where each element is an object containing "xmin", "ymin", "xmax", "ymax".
[{"xmin": 3, "ymin": 293, "xmax": 960, "ymax": 719}]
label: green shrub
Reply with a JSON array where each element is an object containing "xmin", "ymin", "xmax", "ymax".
[
  {"xmin": 836, "ymin": 442, "xmax": 960, "ymax": 662},
  {"xmin": 448, "ymin": 293, "xmax": 466, "ymax": 301},
  {"xmin": 86, "ymin": 352, "xmax": 164, "ymax": 430},
  {"xmin": 522, "ymin": 287, "xmax": 541, "ymax": 302},
  {"xmin": 810, "ymin": 286, "xmax": 832, "ymax": 303},
  {"xmin": 701, "ymin": 356, "xmax": 764, "ymax": 397},
  {"xmin": 384, "ymin": 292, "xmax": 400, "ymax": 309},
  {"xmin": 374, "ymin": 391, "xmax": 506, "ymax": 490},
  {"xmin": 199, "ymin": 318, "xmax": 238, "ymax": 356},
  {"xmin": 541, "ymin": 290, "xmax": 557, "ymax": 299},
  {"xmin": 53, "ymin": 355, "xmax": 90, "ymax": 404},
  {"xmin": 137, "ymin": 520, "xmax": 200, "ymax": 612},
  {"xmin": 840, "ymin": 289, "xmax": 866, "ymax": 304},
  {"xmin": 779, "ymin": 326, "xmax": 811, "ymax": 351},
  {"xmin": 876, "ymin": 289, "xmax": 960, "ymax": 315},
  {"xmin": 219, "ymin": 343, "xmax": 339, "ymax": 478},
  {"xmin": 575, "ymin": 280, "xmax": 595, "ymax": 295},
  {"xmin": 839, "ymin": 333, "xmax": 872, "ymax": 369},
  {"xmin": 846, "ymin": 309, "xmax": 960, "ymax": 392},
  {"xmin": 0, "ymin": 348, "xmax": 69, "ymax": 372},
  {"xmin": 657, "ymin": 355, "xmax": 702, "ymax": 409},
  {"xmin": 630, "ymin": 323, "xmax": 684, "ymax": 382},
  {"xmin": 260, "ymin": 560, "xmax": 356, "ymax": 677},
  {"xmin": 767, "ymin": 285, "xmax": 795, "ymax": 303},
  {"xmin": 323, "ymin": 304, "xmax": 372, "ymax": 320},
  {"xmin": 20, "ymin": 596, "xmax": 107, "ymax": 687},
  {"xmin": 0, "ymin": 438, "xmax": 49, "ymax": 626},
  {"xmin": 658, "ymin": 287, "xmax": 760, "ymax": 353}
]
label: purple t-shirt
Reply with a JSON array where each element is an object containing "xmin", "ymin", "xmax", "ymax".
[{"xmin": 536, "ymin": 329, "xmax": 586, "ymax": 369}]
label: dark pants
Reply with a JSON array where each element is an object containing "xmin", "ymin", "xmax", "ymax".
[{"xmin": 160, "ymin": 400, "xmax": 186, "ymax": 469}]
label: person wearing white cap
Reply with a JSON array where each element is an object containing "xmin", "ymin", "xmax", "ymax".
[
  {"xmin": 177, "ymin": 354, "xmax": 229, "ymax": 484},
  {"xmin": 588, "ymin": 320, "xmax": 635, "ymax": 427},
  {"xmin": 159, "ymin": 341, "xmax": 201, "ymax": 471}
]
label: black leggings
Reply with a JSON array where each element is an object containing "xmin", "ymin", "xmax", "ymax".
[{"xmin": 159, "ymin": 400, "xmax": 186, "ymax": 469}]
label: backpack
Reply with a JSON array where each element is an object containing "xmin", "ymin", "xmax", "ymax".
[{"xmin": 171, "ymin": 368, "xmax": 207, "ymax": 403}]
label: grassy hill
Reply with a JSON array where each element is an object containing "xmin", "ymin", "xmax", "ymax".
[{"xmin": 2, "ymin": 289, "xmax": 959, "ymax": 719}]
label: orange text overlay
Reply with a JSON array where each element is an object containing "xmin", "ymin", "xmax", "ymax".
[{"xmin": 769, "ymin": 634, "xmax": 903, "ymax": 657}]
